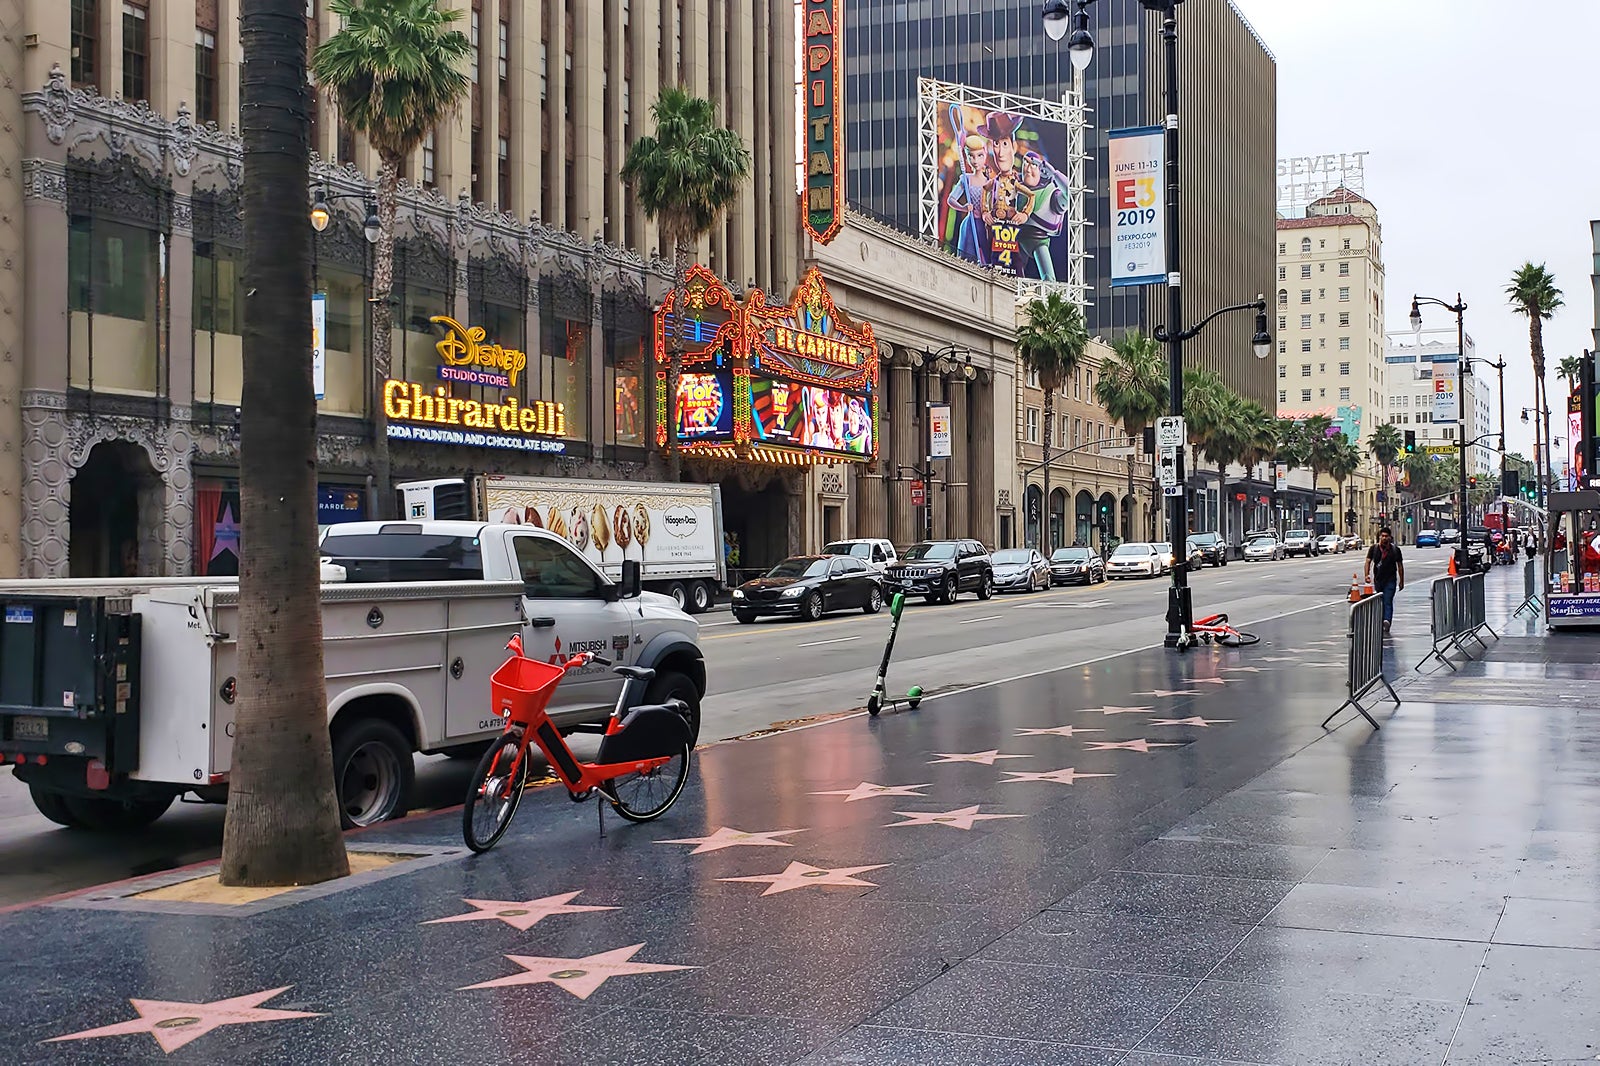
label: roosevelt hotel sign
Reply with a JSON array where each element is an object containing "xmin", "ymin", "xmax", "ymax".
[{"xmin": 1276, "ymin": 151, "xmax": 1369, "ymax": 217}]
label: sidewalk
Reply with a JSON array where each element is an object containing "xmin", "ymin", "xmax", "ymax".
[{"xmin": 2, "ymin": 577, "xmax": 1596, "ymax": 1065}]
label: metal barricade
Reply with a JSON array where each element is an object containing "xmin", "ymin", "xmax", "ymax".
[
  {"xmin": 1415, "ymin": 577, "xmax": 1463, "ymax": 673},
  {"xmin": 1513, "ymin": 558, "xmax": 1545, "ymax": 618},
  {"xmin": 1324, "ymin": 591, "xmax": 1399, "ymax": 730},
  {"xmin": 1450, "ymin": 576, "xmax": 1483, "ymax": 652},
  {"xmin": 1466, "ymin": 571, "xmax": 1498, "ymax": 641}
]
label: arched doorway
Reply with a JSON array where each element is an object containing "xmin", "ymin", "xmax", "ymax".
[
  {"xmin": 1048, "ymin": 488, "xmax": 1068, "ymax": 553},
  {"xmin": 1097, "ymin": 491, "xmax": 1118, "ymax": 550},
  {"xmin": 69, "ymin": 441, "xmax": 162, "ymax": 578},
  {"xmin": 1074, "ymin": 490, "xmax": 1094, "ymax": 547},
  {"xmin": 1024, "ymin": 484, "xmax": 1043, "ymax": 549}
]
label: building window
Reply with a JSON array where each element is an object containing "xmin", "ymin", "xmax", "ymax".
[
  {"xmin": 1300, "ymin": 237, "xmax": 1311, "ymax": 252},
  {"xmin": 195, "ymin": 30, "xmax": 218, "ymax": 125},
  {"xmin": 540, "ymin": 43, "xmax": 548, "ymax": 100},
  {"xmin": 122, "ymin": 2, "xmax": 149, "ymax": 103},
  {"xmin": 1339, "ymin": 312, "xmax": 1350, "ymax": 327},
  {"xmin": 498, "ymin": 19, "xmax": 509, "ymax": 80},
  {"xmin": 1299, "ymin": 314, "xmax": 1311, "ymax": 329},
  {"xmin": 1277, "ymin": 266, "xmax": 1285, "ymax": 281},
  {"xmin": 1277, "ymin": 341, "xmax": 1286, "ymax": 355},
  {"xmin": 471, "ymin": 127, "xmax": 483, "ymax": 204},
  {"xmin": 422, "ymin": 129, "xmax": 436, "ymax": 188},
  {"xmin": 470, "ymin": 10, "xmax": 480, "ymax": 83},
  {"xmin": 1278, "ymin": 390, "xmax": 1286, "ymax": 404},
  {"xmin": 1301, "ymin": 389, "xmax": 1312, "ymax": 403},
  {"xmin": 1300, "ymin": 364, "xmax": 1311, "ymax": 377},
  {"xmin": 68, "ymin": 215, "xmax": 162, "ymax": 394},
  {"xmin": 1277, "ymin": 364, "xmax": 1286, "ymax": 379},
  {"xmin": 1339, "ymin": 361, "xmax": 1350, "ymax": 375},
  {"xmin": 1277, "ymin": 316, "xmax": 1286, "ymax": 331},
  {"xmin": 1277, "ymin": 289, "xmax": 1288, "ymax": 307},
  {"xmin": 1278, "ymin": 242, "xmax": 1286, "ymax": 255},
  {"xmin": 1301, "ymin": 340, "xmax": 1312, "ymax": 353},
  {"xmin": 1338, "ymin": 287, "xmax": 1351, "ymax": 302},
  {"xmin": 1343, "ymin": 238, "xmax": 1351, "ymax": 250},
  {"xmin": 1319, "ymin": 388, "xmax": 1327, "ymax": 398},
  {"xmin": 1072, "ymin": 417, "xmax": 1081, "ymax": 448},
  {"xmin": 1300, "ymin": 264, "xmax": 1311, "ymax": 279},
  {"xmin": 71, "ymin": 0, "xmax": 99, "ymax": 89},
  {"xmin": 1300, "ymin": 290, "xmax": 1311, "ymax": 304},
  {"xmin": 1025, "ymin": 367, "xmax": 1039, "ymax": 389},
  {"xmin": 1339, "ymin": 387, "xmax": 1351, "ymax": 402},
  {"xmin": 1026, "ymin": 407, "xmax": 1040, "ymax": 444},
  {"xmin": 1339, "ymin": 261, "xmax": 1350, "ymax": 277},
  {"xmin": 1339, "ymin": 338, "xmax": 1351, "ymax": 352},
  {"xmin": 1318, "ymin": 288, "xmax": 1326, "ymax": 299},
  {"xmin": 497, "ymin": 137, "xmax": 510, "ymax": 210}
]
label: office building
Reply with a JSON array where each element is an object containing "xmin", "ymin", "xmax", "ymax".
[{"xmin": 845, "ymin": 0, "xmax": 1278, "ymax": 407}]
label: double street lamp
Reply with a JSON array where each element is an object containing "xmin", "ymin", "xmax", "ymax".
[
  {"xmin": 1043, "ymin": 0, "xmax": 1272, "ymax": 650},
  {"xmin": 1409, "ymin": 294, "xmax": 1473, "ymax": 560}
]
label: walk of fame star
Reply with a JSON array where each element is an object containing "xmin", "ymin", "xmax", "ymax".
[
  {"xmin": 1083, "ymin": 738, "xmax": 1184, "ymax": 753},
  {"xmin": 46, "ymin": 987, "xmax": 321, "ymax": 1054},
  {"xmin": 1015, "ymin": 725, "xmax": 1104, "ymax": 737},
  {"xmin": 1150, "ymin": 716, "xmax": 1234, "ymax": 727},
  {"xmin": 1224, "ymin": 666, "xmax": 1264, "ymax": 672},
  {"xmin": 927, "ymin": 750, "xmax": 1031, "ymax": 765},
  {"xmin": 1001, "ymin": 767, "xmax": 1115, "ymax": 785},
  {"xmin": 718, "ymin": 861, "xmax": 889, "ymax": 896},
  {"xmin": 885, "ymin": 806, "xmax": 1024, "ymax": 830},
  {"xmin": 460, "ymin": 944, "xmax": 695, "ymax": 998},
  {"xmin": 656, "ymin": 826, "xmax": 806, "ymax": 854},
  {"xmin": 1133, "ymin": 689, "xmax": 1198, "ymax": 698},
  {"xmin": 810, "ymin": 781, "xmax": 930, "ymax": 802},
  {"xmin": 1074, "ymin": 705, "xmax": 1155, "ymax": 715},
  {"xmin": 423, "ymin": 891, "xmax": 617, "ymax": 931},
  {"xmin": 1188, "ymin": 677, "xmax": 1230, "ymax": 685}
]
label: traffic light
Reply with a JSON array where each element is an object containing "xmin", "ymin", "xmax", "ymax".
[
  {"xmin": 1403, "ymin": 430, "xmax": 1416, "ymax": 454},
  {"xmin": 1099, "ymin": 502, "xmax": 1110, "ymax": 518},
  {"xmin": 1405, "ymin": 514, "xmax": 1413, "ymax": 524},
  {"xmin": 1469, "ymin": 475, "xmax": 1477, "ymax": 488}
]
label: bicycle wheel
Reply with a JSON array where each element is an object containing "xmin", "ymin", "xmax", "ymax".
[
  {"xmin": 604, "ymin": 743, "xmax": 691, "ymax": 823},
  {"xmin": 463, "ymin": 736, "xmax": 530, "ymax": 853},
  {"xmin": 1219, "ymin": 630, "xmax": 1260, "ymax": 647}
]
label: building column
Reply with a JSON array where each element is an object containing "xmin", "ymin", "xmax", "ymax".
[
  {"xmin": 948, "ymin": 378, "xmax": 970, "ymax": 539},
  {"xmin": 151, "ymin": 0, "xmax": 196, "ymax": 118},
  {"xmin": 571, "ymin": 0, "xmax": 602, "ymax": 236},
  {"xmin": 20, "ymin": 157, "xmax": 71, "ymax": 578},
  {"xmin": 970, "ymin": 377, "xmax": 996, "ymax": 547},
  {"xmin": 888, "ymin": 360, "xmax": 916, "ymax": 547},
  {"xmin": 625, "ymin": 0, "xmax": 658, "ymax": 256}
]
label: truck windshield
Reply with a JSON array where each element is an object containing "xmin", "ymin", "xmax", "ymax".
[{"xmin": 321, "ymin": 534, "xmax": 485, "ymax": 582}]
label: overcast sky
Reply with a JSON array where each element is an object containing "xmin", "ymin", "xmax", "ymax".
[{"xmin": 1230, "ymin": 0, "xmax": 1598, "ymax": 460}]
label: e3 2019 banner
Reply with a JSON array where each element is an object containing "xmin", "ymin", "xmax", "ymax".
[{"xmin": 1108, "ymin": 126, "xmax": 1165, "ymax": 287}]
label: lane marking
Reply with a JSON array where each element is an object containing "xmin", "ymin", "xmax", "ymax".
[
  {"xmin": 959, "ymin": 615, "xmax": 1004, "ymax": 625},
  {"xmin": 700, "ymin": 620, "xmax": 737, "ymax": 628},
  {"xmin": 797, "ymin": 636, "xmax": 859, "ymax": 649}
]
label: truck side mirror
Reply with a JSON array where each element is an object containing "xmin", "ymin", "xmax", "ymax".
[{"xmin": 620, "ymin": 559, "xmax": 643, "ymax": 599}]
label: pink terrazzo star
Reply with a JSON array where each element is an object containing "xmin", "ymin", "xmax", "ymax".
[
  {"xmin": 460, "ymin": 944, "xmax": 695, "ymax": 998},
  {"xmin": 422, "ymin": 891, "xmax": 617, "ymax": 931},
  {"xmin": 656, "ymin": 826, "xmax": 806, "ymax": 854},
  {"xmin": 1224, "ymin": 666, "xmax": 1264, "ymax": 673},
  {"xmin": 810, "ymin": 781, "xmax": 930, "ymax": 802},
  {"xmin": 1083, "ymin": 739, "xmax": 1184, "ymax": 753},
  {"xmin": 1075, "ymin": 705, "xmax": 1156, "ymax": 715},
  {"xmin": 718, "ymin": 861, "xmax": 889, "ymax": 896},
  {"xmin": 1150, "ymin": 716, "xmax": 1234, "ymax": 727},
  {"xmin": 1015, "ymin": 725, "xmax": 1104, "ymax": 737},
  {"xmin": 1188, "ymin": 677, "xmax": 1231, "ymax": 685},
  {"xmin": 1133, "ymin": 689, "xmax": 1197, "ymax": 698},
  {"xmin": 1001, "ymin": 767, "xmax": 1116, "ymax": 785},
  {"xmin": 928, "ymin": 750, "xmax": 1031, "ymax": 765},
  {"xmin": 46, "ymin": 987, "xmax": 321, "ymax": 1054},
  {"xmin": 885, "ymin": 806, "xmax": 1024, "ymax": 830}
]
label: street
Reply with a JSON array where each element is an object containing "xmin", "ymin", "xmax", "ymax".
[{"xmin": 0, "ymin": 547, "xmax": 1409, "ymax": 906}]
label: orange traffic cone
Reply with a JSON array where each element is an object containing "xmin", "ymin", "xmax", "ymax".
[
  {"xmin": 1348, "ymin": 574, "xmax": 1362, "ymax": 603},
  {"xmin": 1447, "ymin": 554, "xmax": 1458, "ymax": 576}
]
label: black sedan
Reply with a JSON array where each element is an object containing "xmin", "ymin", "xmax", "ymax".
[
  {"xmin": 732, "ymin": 555, "xmax": 884, "ymax": 623},
  {"xmin": 1049, "ymin": 546, "xmax": 1105, "ymax": 586},
  {"xmin": 1187, "ymin": 531, "xmax": 1228, "ymax": 567}
]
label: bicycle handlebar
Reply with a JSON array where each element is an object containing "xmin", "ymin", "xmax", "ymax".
[{"xmin": 563, "ymin": 651, "xmax": 612, "ymax": 670}]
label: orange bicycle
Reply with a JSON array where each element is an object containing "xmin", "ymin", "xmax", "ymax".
[
  {"xmin": 1188, "ymin": 612, "xmax": 1260, "ymax": 647},
  {"xmin": 462, "ymin": 635, "xmax": 694, "ymax": 853}
]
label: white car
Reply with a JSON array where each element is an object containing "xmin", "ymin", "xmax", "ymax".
[
  {"xmin": 1153, "ymin": 542, "xmax": 1176, "ymax": 573},
  {"xmin": 1108, "ymin": 542, "xmax": 1164, "ymax": 579},
  {"xmin": 1316, "ymin": 534, "xmax": 1345, "ymax": 555},
  {"xmin": 1282, "ymin": 529, "xmax": 1317, "ymax": 557},
  {"xmin": 1244, "ymin": 536, "xmax": 1285, "ymax": 561},
  {"xmin": 820, "ymin": 538, "xmax": 898, "ymax": 571}
]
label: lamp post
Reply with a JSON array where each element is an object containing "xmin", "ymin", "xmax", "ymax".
[
  {"xmin": 1044, "ymin": 0, "xmax": 1272, "ymax": 649},
  {"xmin": 915, "ymin": 345, "xmax": 977, "ymax": 542},
  {"xmin": 1410, "ymin": 294, "xmax": 1470, "ymax": 566}
]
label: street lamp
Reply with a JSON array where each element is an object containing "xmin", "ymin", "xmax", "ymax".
[
  {"xmin": 1411, "ymin": 293, "xmax": 1471, "ymax": 566},
  {"xmin": 309, "ymin": 184, "xmax": 381, "ymax": 244},
  {"xmin": 1048, "ymin": 0, "xmax": 1274, "ymax": 651}
]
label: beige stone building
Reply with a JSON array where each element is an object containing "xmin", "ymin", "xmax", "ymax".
[{"xmin": 0, "ymin": 1, "xmax": 800, "ymax": 578}]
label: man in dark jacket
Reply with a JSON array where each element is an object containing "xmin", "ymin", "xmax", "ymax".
[{"xmin": 1364, "ymin": 527, "xmax": 1405, "ymax": 634}]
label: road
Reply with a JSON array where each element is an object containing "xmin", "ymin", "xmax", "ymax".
[{"xmin": 0, "ymin": 546, "xmax": 1438, "ymax": 905}]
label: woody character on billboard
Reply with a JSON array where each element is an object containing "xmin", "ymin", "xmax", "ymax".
[{"xmin": 942, "ymin": 106, "xmax": 1065, "ymax": 281}]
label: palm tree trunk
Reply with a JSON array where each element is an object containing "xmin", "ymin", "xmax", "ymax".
[
  {"xmin": 369, "ymin": 154, "xmax": 401, "ymax": 519},
  {"xmin": 1125, "ymin": 450, "xmax": 1136, "ymax": 539},
  {"xmin": 221, "ymin": 0, "xmax": 349, "ymax": 888},
  {"xmin": 1041, "ymin": 393, "xmax": 1054, "ymax": 556},
  {"xmin": 665, "ymin": 243, "xmax": 690, "ymax": 482}
]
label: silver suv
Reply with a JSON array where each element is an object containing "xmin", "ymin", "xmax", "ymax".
[{"xmin": 1282, "ymin": 529, "xmax": 1316, "ymax": 557}]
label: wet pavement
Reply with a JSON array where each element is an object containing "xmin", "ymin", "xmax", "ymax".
[{"xmin": 3, "ymin": 566, "xmax": 1597, "ymax": 1065}]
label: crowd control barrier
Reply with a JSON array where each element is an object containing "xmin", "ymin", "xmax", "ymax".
[
  {"xmin": 1513, "ymin": 558, "xmax": 1544, "ymax": 619},
  {"xmin": 1414, "ymin": 573, "xmax": 1497, "ymax": 673},
  {"xmin": 1323, "ymin": 591, "xmax": 1399, "ymax": 730}
]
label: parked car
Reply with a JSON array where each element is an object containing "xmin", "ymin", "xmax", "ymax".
[
  {"xmin": 732, "ymin": 555, "xmax": 884, "ymax": 623},
  {"xmin": 883, "ymin": 540, "xmax": 995, "ymax": 604},
  {"xmin": 1244, "ymin": 528, "xmax": 1279, "ymax": 542},
  {"xmin": 1316, "ymin": 534, "xmax": 1346, "ymax": 555},
  {"xmin": 1188, "ymin": 531, "xmax": 1228, "ymax": 568},
  {"xmin": 820, "ymin": 538, "xmax": 898, "ymax": 572},
  {"xmin": 991, "ymin": 548, "xmax": 1051, "ymax": 593},
  {"xmin": 1343, "ymin": 534, "xmax": 1364, "ymax": 550},
  {"xmin": 1243, "ymin": 535, "xmax": 1285, "ymax": 562},
  {"xmin": 1049, "ymin": 546, "xmax": 1106, "ymax": 586},
  {"xmin": 1153, "ymin": 542, "xmax": 1176, "ymax": 573},
  {"xmin": 1416, "ymin": 528, "xmax": 1441, "ymax": 548},
  {"xmin": 1440, "ymin": 527, "xmax": 1462, "ymax": 545},
  {"xmin": 1108, "ymin": 542, "xmax": 1164, "ymax": 579},
  {"xmin": 1282, "ymin": 529, "xmax": 1317, "ymax": 557}
]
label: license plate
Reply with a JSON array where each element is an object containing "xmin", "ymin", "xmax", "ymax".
[{"xmin": 12, "ymin": 716, "xmax": 48, "ymax": 741}]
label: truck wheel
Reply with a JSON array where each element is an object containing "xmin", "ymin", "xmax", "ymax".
[
  {"xmin": 29, "ymin": 784, "xmax": 85, "ymax": 828},
  {"xmin": 689, "ymin": 581, "xmax": 713, "ymax": 613},
  {"xmin": 331, "ymin": 719, "xmax": 414, "ymax": 828},
  {"xmin": 644, "ymin": 671, "xmax": 702, "ymax": 746},
  {"xmin": 664, "ymin": 581, "xmax": 688, "ymax": 611},
  {"xmin": 61, "ymin": 794, "xmax": 174, "ymax": 832}
]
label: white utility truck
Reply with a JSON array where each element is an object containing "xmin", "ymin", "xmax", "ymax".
[
  {"xmin": 0, "ymin": 521, "xmax": 704, "ymax": 831},
  {"xmin": 398, "ymin": 475, "xmax": 727, "ymax": 613}
]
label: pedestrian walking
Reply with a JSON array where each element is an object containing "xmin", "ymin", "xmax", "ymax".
[{"xmin": 1364, "ymin": 527, "xmax": 1405, "ymax": 634}]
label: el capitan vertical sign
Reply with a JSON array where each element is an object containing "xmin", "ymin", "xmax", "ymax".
[{"xmin": 802, "ymin": 0, "xmax": 843, "ymax": 244}]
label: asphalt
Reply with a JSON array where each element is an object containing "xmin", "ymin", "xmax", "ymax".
[{"xmin": 6, "ymin": 557, "xmax": 1595, "ymax": 1064}]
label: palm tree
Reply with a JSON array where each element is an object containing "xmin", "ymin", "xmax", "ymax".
[
  {"xmin": 1506, "ymin": 262, "xmax": 1563, "ymax": 503},
  {"xmin": 314, "ymin": 0, "xmax": 472, "ymax": 518},
  {"xmin": 1367, "ymin": 422, "xmax": 1402, "ymax": 523},
  {"xmin": 1016, "ymin": 293, "xmax": 1089, "ymax": 554},
  {"xmin": 1095, "ymin": 329, "xmax": 1166, "ymax": 539},
  {"xmin": 221, "ymin": 0, "xmax": 351, "ymax": 887},
  {"xmin": 1273, "ymin": 418, "xmax": 1309, "ymax": 535},
  {"xmin": 1558, "ymin": 354, "xmax": 1584, "ymax": 392},
  {"xmin": 1233, "ymin": 398, "xmax": 1276, "ymax": 542},
  {"xmin": 1180, "ymin": 367, "xmax": 1231, "ymax": 539},
  {"xmin": 622, "ymin": 88, "xmax": 752, "ymax": 478},
  {"xmin": 1301, "ymin": 414, "xmax": 1335, "ymax": 531},
  {"xmin": 1327, "ymin": 436, "xmax": 1362, "ymax": 536}
]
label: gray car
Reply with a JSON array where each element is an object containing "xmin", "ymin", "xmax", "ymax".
[{"xmin": 991, "ymin": 548, "xmax": 1051, "ymax": 593}]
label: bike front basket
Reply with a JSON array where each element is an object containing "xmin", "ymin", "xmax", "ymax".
[{"xmin": 490, "ymin": 655, "xmax": 567, "ymax": 725}]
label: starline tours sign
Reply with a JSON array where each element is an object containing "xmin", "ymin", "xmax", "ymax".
[
  {"xmin": 381, "ymin": 316, "xmax": 567, "ymax": 453},
  {"xmin": 801, "ymin": 0, "xmax": 843, "ymax": 244}
]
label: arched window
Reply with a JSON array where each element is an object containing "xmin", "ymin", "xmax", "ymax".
[
  {"xmin": 1300, "ymin": 237, "xmax": 1312, "ymax": 252},
  {"xmin": 1277, "ymin": 289, "xmax": 1288, "ymax": 307}
]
